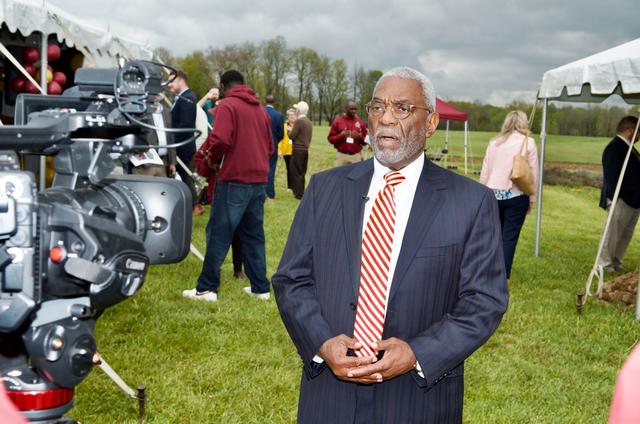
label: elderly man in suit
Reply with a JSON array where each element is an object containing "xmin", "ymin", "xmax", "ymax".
[{"xmin": 272, "ymin": 67, "xmax": 509, "ymax": 423}]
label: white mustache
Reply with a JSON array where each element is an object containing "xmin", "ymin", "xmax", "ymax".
[{"xmin": 374, "ymin": 129, "xmax": 400, "ymax": 140}]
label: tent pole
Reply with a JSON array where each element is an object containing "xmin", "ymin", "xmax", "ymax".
[
  {"xmin": 464, "ymin": 121, "xmax": 468, "ymax": 174},
  {"xmin": 585, "ymin": 117, "xmax": 640, "ymax": 299},
  {"xmin": 534, "ymin": 98, "xmax": 547, "ymax": 257},
  {"xmin": 39, "ymin": 32, "xmax": 48, "ymax": 191}
]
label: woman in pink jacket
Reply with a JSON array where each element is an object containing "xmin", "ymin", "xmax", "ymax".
[{"xmin": 480, "ymin": 111, "xmax": 538, "ymax": 278}]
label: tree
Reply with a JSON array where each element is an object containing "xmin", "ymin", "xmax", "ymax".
[
  {"xmin": 176, "ymin": 50, "xmax": 215, "ymax": 99},
  {"xmin": 354, "ymin": 68, "xmax": 382, "ymax": 118},
  {"xmin": 153, "ymin": 46, "xmax": 176, "ymax": 67},
  {"xmin": 291, "ymin": 47, "xmax": 318, "ymax": 102},
  {"xmin": 260, "ymin": 36, "xmax": 290, "ymax": 104},
  {"xmin": 312, "ymin": 57, "xmax": 349, "ymax": 124},
  {"xmin": 312, "ymin": 55, "xmax": 330, "ymax": 125},
  {"xmin": 205, "ymin": 42, "xmax": 262, "ymax": 95}
]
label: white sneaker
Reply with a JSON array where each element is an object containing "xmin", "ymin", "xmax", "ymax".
[
  {"xmin": 182, "ymin": 288, "xmax": 217, "ymax": 302},
  {"xmin": 242, "ymin": 286, "xmax": 270, "ymax": 300}
]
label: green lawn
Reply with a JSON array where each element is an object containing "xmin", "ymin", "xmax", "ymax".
[
  {"xmin": 69, "ymin": 127, "xmax": 638, "ymax": 423},
  {"xmin": 429, "ymin": 129, "xmax": 609, "ymax": 167}
]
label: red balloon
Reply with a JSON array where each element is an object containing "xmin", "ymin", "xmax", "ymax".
[
  {"xmin": 23, "ymin": 64, "xmax": 35, "ymax": 76},
  {"xmin": 22, "ymin": 47, "xmax": 40, "ymax": 63},
  {"xmin": 47, "ymin": 81, "xmax": 62, "ymax": 95},
  {"xmin": 25, "ymin": 82, "xmax": 41, "ymax": 94},
  {"xmin": 52, "ymin": 71, "xmax": 67, "ymax": 86},
  {"xmin": 10, "ymin": 77, "xmax": 26, "ymax": 93},
  {"xmin": 47, "ymin": 44, "xmax": 61, "ymax": 62}
]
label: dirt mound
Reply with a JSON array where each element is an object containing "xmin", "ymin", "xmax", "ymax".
[
  {"xmin": 600, "ymin": 270, "xmax": 638, "ymax": 305},
  {"xmin": 544, "ymin": 166, "xmax": 602, "ymax": 188}
]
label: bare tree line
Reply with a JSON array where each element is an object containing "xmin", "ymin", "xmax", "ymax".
[
  {"xmin": 154, "ymin": 36, "xmax": 382, "ymax": 124},
  {"xmin": 155, "ymin": 37, "xmax": 638, "ymax": 134}
]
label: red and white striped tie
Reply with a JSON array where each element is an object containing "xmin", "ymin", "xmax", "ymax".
[{"xmin": 353, "ymin": 171, "xmax": 405, "ymax": 357}]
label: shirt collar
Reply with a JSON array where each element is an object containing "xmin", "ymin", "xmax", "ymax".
[
  {"xmin": 372, "ymin": 153, "xmax": 424, "ymax": 186},
  {"xmin": 618, "ymin": 134, "xmax": 632, "ymax": 146},
  {"xmin": 178, "ymin": 88, "xmax": 189, "ymax": 96},
  {"xmin": 266, "ymin": 104, "xmax": 274, "ymax": 108}
]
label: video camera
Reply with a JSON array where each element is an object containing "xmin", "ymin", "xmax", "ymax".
[{"xmin": 0, "ymin": 60, "xmax": 193, "ymax": 423}]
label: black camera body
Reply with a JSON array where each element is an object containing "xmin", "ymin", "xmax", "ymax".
[{"xmin": 0, "ymin": 61, "xmax": 192, "ymax": 422}]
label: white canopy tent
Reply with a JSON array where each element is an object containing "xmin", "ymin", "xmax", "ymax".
[
  {"xmin": 536, "ymin": 38, "xmax": 640, "ymax": 315},
  {"xmin": 0, "ymin": 0, "xmax": 153, "ymax": 189},
  {"xmin": 0, "ymin": 0, "xmax": 152, "ymax": 65}
]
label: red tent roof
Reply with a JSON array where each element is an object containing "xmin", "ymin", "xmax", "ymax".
[{"xmin": 436, "ymin": 98, "xmax": 467, "ymax": 121}]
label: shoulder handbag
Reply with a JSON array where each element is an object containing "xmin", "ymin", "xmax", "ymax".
[{"xmin": 510, "ymin": 134, "xmax": 535, "ymax": 196}]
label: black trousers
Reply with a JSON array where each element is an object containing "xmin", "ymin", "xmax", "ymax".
[
  {"xmin": 498, "ymin": 194, "xmax": 529, "ymax": 278},
  {"xmin": 176, "ymin": 155, "xmax": 198, "ymax": 206},
  {"xmin": 290, "ymin": 149, "xmax": 308, "ymax": 199},
  {"xmin": 283, "ymin": 155, "xmax": 292, "ymax": 189}
]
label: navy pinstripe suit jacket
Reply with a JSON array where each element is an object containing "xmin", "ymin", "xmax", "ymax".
[{"xmin": 273, "ymin": 157, "xmax": 509, "ymax": 423}]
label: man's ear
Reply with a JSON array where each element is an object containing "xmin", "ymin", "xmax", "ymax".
[{"xmin": 426, "ymin": 112, "xmax": 440, "ymax": 138}]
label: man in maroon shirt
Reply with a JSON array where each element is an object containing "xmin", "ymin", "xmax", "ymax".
[
  {"xmin": 183, "ymin": 70, "xmax": 273, "ymax": 302},
  {"xmin": 327, "ymin": 100, "xmax": 368, "ymax": 166}
]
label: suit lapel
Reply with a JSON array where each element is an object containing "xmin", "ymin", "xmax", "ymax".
[
  {"xmin": 388, "ymin": 159, "xmax": 448, "ymax": 304},
  {"xmin": 342, "ymin": 160, "xmax": 374, "ymax": 296}
]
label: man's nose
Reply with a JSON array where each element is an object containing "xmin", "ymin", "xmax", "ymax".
[{"xmin": 379, "ymin": 106, "xmax": 398, "ymax": 125}]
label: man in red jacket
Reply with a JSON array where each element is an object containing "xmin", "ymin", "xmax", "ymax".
[
  {"xmin": 327, "ymin": 100, "xmax": 368, "ymax": 166},
  {"xmin": 183, "ymin": 70, "xmax": 273, "ymax": 302}
]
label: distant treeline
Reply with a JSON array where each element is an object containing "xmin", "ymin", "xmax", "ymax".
[
  {"xmin": 439, "ymin": 100, "xmax": 639, "ymax": 138},
  {"xmin": 156, "ymin": 37, "xmax": 639, "ymax": 136},
  {"xmin": 155, "ymin": 36, "xmax": 381, "ymax": 126}
]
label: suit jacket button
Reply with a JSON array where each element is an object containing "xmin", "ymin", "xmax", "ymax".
[{"xmin": 349, "ymin": 302, "xmax": 356, "ymax": 310}]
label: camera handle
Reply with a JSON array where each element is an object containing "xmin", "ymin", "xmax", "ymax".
[{"xmin": 93, "ymin": 352, "xmax": 146, "ymax": 421}]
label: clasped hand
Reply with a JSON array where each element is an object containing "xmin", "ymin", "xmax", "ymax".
[{"xmin": 318, "ymin": 334, "xmax": 416, "ymax": 384}]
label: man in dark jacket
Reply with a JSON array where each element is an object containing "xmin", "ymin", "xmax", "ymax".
[
  {"xmin": 168, "ymin": 70, "xmax": 202, "ymax": 215},
  {"xmin": 183, "ymin": 70, "xmax": 273, "ymax": 302},
  {"xmin": 265, "ymin": 95, "xmax": 285, "ymax": 198},
  {"xmin": 599, "ymin": 116, "xmax": 640, "ymax": 272}
]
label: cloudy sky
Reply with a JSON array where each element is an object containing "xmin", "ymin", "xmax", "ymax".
[{"xmin": 50, "ymin": 0, "xmax": 637, "ymax": 105}]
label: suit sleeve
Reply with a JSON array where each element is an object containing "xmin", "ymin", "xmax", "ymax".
[
  {"xmin": 173, "ymin": 98, "xmax": 197, "ymax": 143},
  {"xmin": 289, "ymin": 120, "xmax": 300, "ymax": 144},
  {"xmin": 603, "ymin": 144, "xmax": 623, "ymax": 197},
  {"xmin": 272, "ymin": 175, "xmax": 336, "ymax": 372},
  {"xmin": 408, "ymin": 189, "xmax": 508, "ymax": 387},
  {"xmin": 276, "ymin": 114, "xmax": 285, "ymax": 143}
]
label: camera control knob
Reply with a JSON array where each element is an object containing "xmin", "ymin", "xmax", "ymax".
[{"xmin": 49, "ymin": 246, "xmax": 67, "ymax": 263}]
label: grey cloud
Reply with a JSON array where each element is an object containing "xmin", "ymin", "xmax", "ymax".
[{"xmin": 50, "ymin": 0, "xmax": 637, "ymax": 105}]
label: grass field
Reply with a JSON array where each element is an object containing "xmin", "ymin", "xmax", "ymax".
[
  {"xmin": 69, "ymin": 127, "xmax": 638, "ymax": 423},
  {"xmin": 428, "ymin": 129, "xmax": 609, "ymax": 169}
]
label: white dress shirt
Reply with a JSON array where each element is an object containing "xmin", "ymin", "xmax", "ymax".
[{"xmin": 363, "ymin": 154, "xmax": 424, "ymax": 313}]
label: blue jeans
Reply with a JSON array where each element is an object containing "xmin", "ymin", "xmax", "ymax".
[
  {"xmin": 266, "ymin": 152, "xmax": 278, "ymax": 198},
  {"xmin": 196, "ymin": 181, "xmax": 270, "ymax": 294},
  {"xmin": 497, "ymin": 194, "xmax": 529, "ymax": 278}
]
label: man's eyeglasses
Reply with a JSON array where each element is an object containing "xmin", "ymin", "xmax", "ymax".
[{"xmin": 365, "ymin": 100, "xmax": 431, "ymax": 120}]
